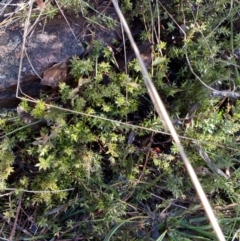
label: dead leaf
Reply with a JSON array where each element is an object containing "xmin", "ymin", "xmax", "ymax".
[
  {"xmin": 41, "ymin": 60, "xmax": 68, "ymax": 88},
  {"xmin": 35, "ymin": 0, "xmax": 45, "ymax": 9}
]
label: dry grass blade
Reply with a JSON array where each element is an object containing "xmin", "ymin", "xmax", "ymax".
[
  {"xmin": 111, "ymin": 0, "xmax": 226, "ymax": 240},
  {"xmin": 16, "ymin": 0, "xmax": 34, "ymax": 98},
  {"xmin": 194, "ymin": 142, "xmax": 229, "ymax": 179},
  {"xmin": 0, "ymin": 213, "xmax": 32, "ymax": 236},
  {"xmin": 9, "ymin": 193, "xmax": 22, "ymax": 241}
]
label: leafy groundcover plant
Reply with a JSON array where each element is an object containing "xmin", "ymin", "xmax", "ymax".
[{"xmin": 0, "ymin": 0, "xmax": 240, "ymax": 240}]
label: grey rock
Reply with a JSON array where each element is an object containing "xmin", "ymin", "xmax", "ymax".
[{"xmin": 0, "ymin": 13, "xmax": 86, "ymax": 108}]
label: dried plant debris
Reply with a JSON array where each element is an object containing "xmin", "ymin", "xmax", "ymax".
[{"xmin": 41, "ymin": 59, "xmax": 69, "ymax": 88}]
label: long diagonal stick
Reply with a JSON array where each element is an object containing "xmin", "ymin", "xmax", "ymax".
[{"xmin": 111, "ymin": 1, "xmax": 226, "ymax": 240}]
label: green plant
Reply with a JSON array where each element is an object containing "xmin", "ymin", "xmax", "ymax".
[{"xmin": 1, "ymin": 0, "xmax": 240, "ymax": 240}]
